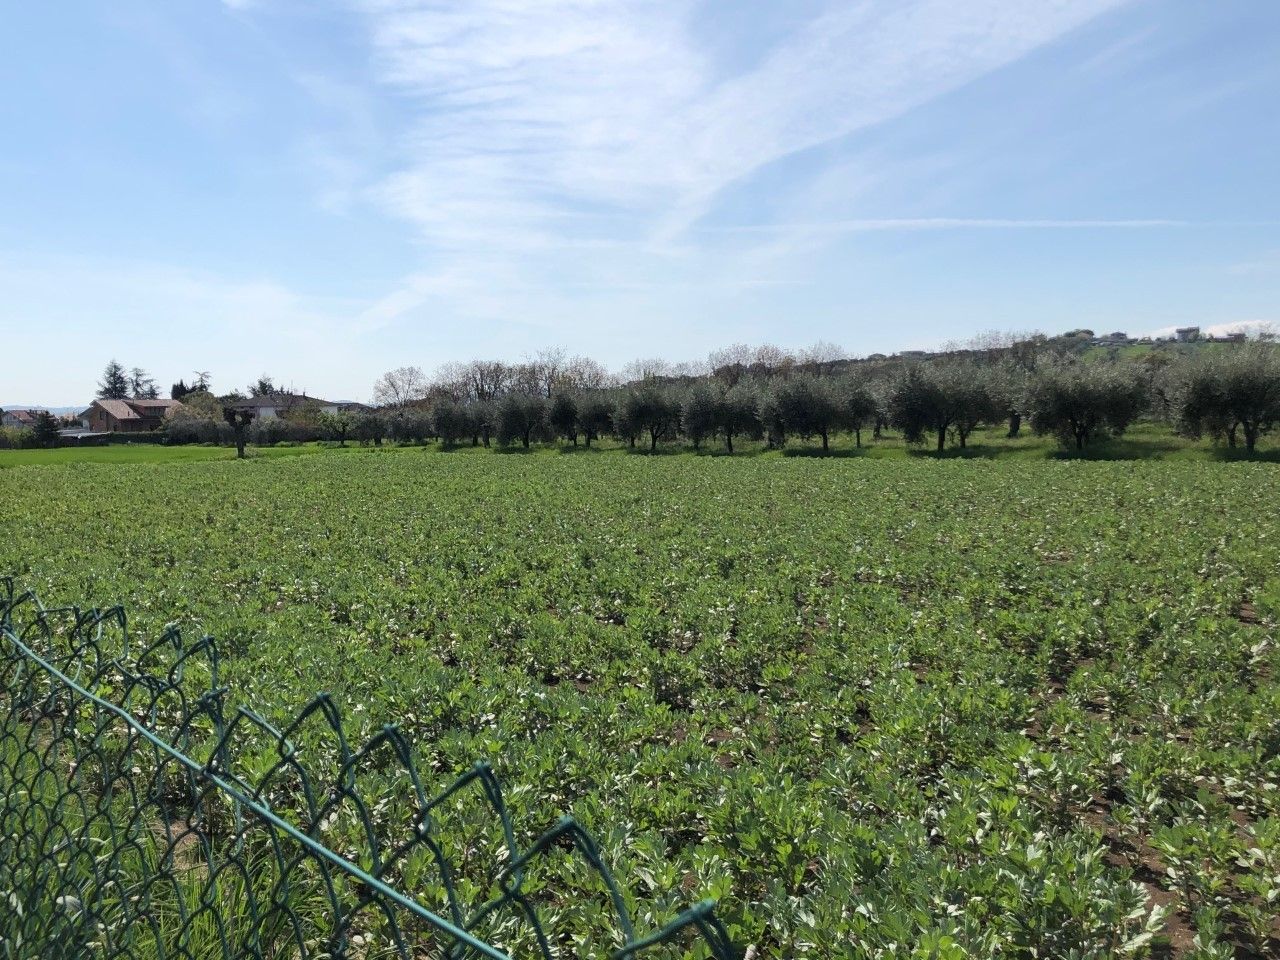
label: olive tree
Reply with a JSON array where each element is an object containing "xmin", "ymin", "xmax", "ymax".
[
  {"xmin": 1026, "ymin": 360, "xmax": 1147, "ymax": 450},
  {"xmin": 840, "ymin": 376, "xmax": 879, "ymax": 448},
  {"xmin": 496, "ymin": 392, "xmax": 548, "ymax": 448},
  {"xmin": 548, "ymin": 392, "xmax": 580, "ymax": 445},
  {"xmin": 772, "ymin": 376, "xmax": 842, "ymax": 453},
  {"xmin": 715, "ymin": 384, "xmax": 760, "ymax": 454},
  {"xmin": 1173, "ymin": 344, "xmax": 1280, "ymax": 452},
  {"xmin": 985, "ymin": 360, "xmax": 1030, "ymax": 438},
  {"xmin": 577, "ymin": 394, "xmax": 613, "ymax": 447},
  {"xmin": 758, "ymin": 392, "xmax": 786, "ymax": 449},
  {"xmin": 680, "ymin": 385, "xmax": 717, "ymax": 450},
  {"xmin": 432, "ymin": 400, "xmax": 471, "ymax": 447},
  {"xmin": 618, "ymin": 385, "xmax": 678, "ymax": 452},
  {"xmin": 318, "ymin": 410, "xmax": 355, "ymax": 447},
  {"xmin": 890, "ymin": 362, "xmax": 999, "ymax": 451},
  {"xmin": 469, "ymin": 399, "xmax": 496, "ymax": 447},
  {"xmin": 353, "ymin": 412, "xmax": 387, "ymax": 446},
  {"xmin": 388, "ymin": 409, "xmax": 430, "ymax": 444}
]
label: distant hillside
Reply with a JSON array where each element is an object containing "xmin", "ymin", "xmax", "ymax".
[
  {"xmin": 0, "ymin": 405, "xmax": 85, "ymax": 415},
  {"xmin": 1074, "ymin": 339, "xmax": 1248, "ymax": 364}
]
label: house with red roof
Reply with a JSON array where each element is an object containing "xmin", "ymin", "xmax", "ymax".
[{"xmin": 78, "ymin": 398, "xmax": 184, "ymax": 433}]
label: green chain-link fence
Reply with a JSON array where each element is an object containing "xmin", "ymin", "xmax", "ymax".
[{"xmin": 0, "ymin": 579, "xmax": 737, "ymax": 959}]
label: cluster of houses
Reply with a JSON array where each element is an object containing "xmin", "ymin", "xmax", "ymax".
[
  {"xmin": 2, "ymin": 392, "xmax": 368, "ymax": 443},
  {"xmin": 0, "ymin": 408, "xmax": 45, "ymax": 429},
  {"xmin": 854, "ymin": 328, "xmax": 1247, "ymax": 363},
  {"xmin": 1097, "ymin": 327, "xmax": 1247, "ymax": 346},
  {"xmin": 76, "ymin": 393, "xmax": 366, "ymax": 433}
]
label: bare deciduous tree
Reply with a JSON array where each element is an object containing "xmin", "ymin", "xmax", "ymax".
[
  {"xmin": 620, "ymin": 357, "xmax": 672, "ymax": 384},
  {"xmin": 373, "ymin": 366, "xmax": 428, "ymax": 408},
  {"xmin": 564, "ymin": 355, "xmax": 611, "ymax": 392}
]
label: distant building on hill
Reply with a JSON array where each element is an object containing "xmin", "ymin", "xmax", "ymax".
[
  {"xmin": 1093, "ymin": 332, "xmax": 1131, "ymax": 346},
  {"xmin": 1175, "ymin": 326, "xmax": 1201, "ymax": 342}
]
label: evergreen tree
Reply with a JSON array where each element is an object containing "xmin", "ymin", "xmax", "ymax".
[
  {"xmin": 249, "ymin": 376, "xmax": 276, "ymax": 398},
  {"xmin": 130, "ymin": 368, "xmax": 159, "ymax": 400},
  {"xmin": 97, "ymin": 360, "xmax": 130, "ymax": 400},
  {"xmin": 33, "ymin": 411, "xmax": 61, "ymax": 448}
]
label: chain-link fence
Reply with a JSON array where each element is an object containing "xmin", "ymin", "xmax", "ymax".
[{"xmin": 0, "ymin": 579, "xmax": 737, "ymax": 959}]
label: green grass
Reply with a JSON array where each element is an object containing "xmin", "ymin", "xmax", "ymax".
[
  {"xmin": 2, "ymin": 420, "xmax": 1273, "ymax": 470},
  {"xmin": 1, "ymin": 448, "xmax": 1278, "ymax": 957},
  {"xmin": 0, "ymin": 443, "xmax": 335, "ymax": 468}
]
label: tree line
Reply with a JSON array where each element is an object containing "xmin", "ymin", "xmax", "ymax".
[
  {"xmin": 155, "ymin": 338, "xmax": 1280, "ymax": 455},
  {"xmin": 13, "ymin": 335, "xmax": 1272, "ymax": 454}
]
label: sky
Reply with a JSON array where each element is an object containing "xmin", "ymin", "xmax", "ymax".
[{"xmin": 2, "ymin": 0, "xmax": 1279, "ymax": 405}]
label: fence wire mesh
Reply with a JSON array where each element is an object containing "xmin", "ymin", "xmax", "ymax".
[{"xmin": 0, "ymin": 579, "xmax": 737, "ymax": 960}]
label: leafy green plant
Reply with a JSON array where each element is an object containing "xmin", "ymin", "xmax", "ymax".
[{"xmin": 1, "ymin": 448, "xmax": 1277, "ymax": 956}]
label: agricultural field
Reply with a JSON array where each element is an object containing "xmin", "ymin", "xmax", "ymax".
[
  {"xmin": 0, "ymin": 443, "xmax": 324, "ymax": 468},
  {"xmin": 1, "ymin": 448, "xmax": 1278, "ymax": 957}
]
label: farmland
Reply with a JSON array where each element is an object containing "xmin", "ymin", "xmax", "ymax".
[{"xmin": 2, "ymin": 447, "xmax": 1278, "ymax": 957}]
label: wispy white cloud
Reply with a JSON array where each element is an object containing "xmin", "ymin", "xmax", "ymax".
[
  {"xmin": 358, "ymin": 1, "xmax": 1129, "ymax": 238},
  {"xmin": 347, "ymin": 0, "xmax": 1132, "ymax": 321},
  {"xmin": 710, "ymin": 218, "xmax": 1188, "ymax": 234},
  {"xmin": 1228, "ymin": 249, "xmax": 1280, "ymax": 275}
]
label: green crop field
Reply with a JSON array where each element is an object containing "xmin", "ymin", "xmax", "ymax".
[{"xmin": 2, "ymin": 447, "xmax": 1278, "ymax": 957}]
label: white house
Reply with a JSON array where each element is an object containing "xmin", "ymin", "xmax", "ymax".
[{"xmin": 225, "ymin": 394, "xmax": 368, "ymax": 420}]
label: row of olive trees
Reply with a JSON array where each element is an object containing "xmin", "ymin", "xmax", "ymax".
[
  {"xmin": 881, "ymin": 348, "xmax": 1280, "ymax": 453},
  {"xmin": 396, "ymin": 346, "xmax": 1278, "ymax": 454},
  {"xmin": 361, "ymin": 363, "xmax": 1117, "ymax": 454},
  {"xmin": 881, "ymin": 357, "xmax": 1151, "ymax": 452},
  {"xmin": 163, "ymin": 344, "xmax": 1279, "ymax": 454}
]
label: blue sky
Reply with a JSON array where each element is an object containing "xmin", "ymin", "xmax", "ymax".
[{"xmin": 2, "ymin": 0, "xmax": 1278, "ymax": 405}]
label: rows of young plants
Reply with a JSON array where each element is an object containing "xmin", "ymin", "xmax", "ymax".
[{"xmin": 1, "ymin": 449, "xmax": 1277, "ymax": 957}]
